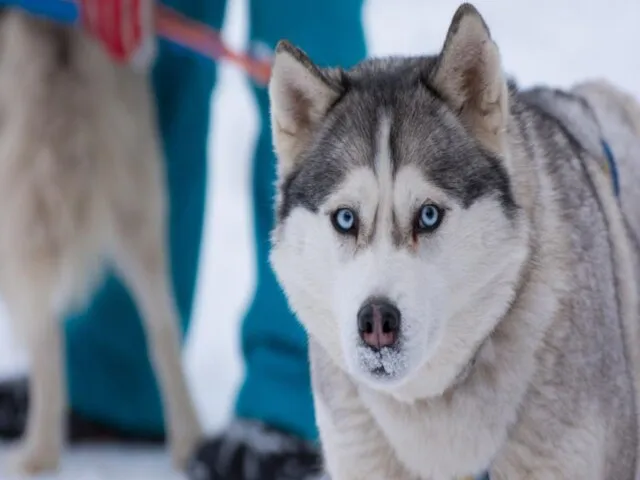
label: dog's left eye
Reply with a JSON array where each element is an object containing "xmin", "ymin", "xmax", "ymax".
[
  {"xmin": 415, "ymin": 204, "xmax": 444, "ymax": 232},
  {"xmin": 332, "ymin": 208, "xmax": 358, "ymax": 235}
]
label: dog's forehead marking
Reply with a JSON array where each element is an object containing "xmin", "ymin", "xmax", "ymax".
[
  {"xmin": 277, "ymin": 58, "xmax": 517, "ymax": 222},
  {"xmin": 369, "ymin": 114, "xmax": 395, "ymax": 244},
  {"xmin": 362, "ymin": 111, "xmax": 422, "ymax": 249},
  {"xmin": 374, "ymin": 114, "xmax": 393, "ymax": 199}
]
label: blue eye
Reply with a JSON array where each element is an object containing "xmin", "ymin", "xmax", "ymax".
[
  {"xmin": 332, "ymin": 208, "xmax": 357, "ymax": 234},
  {"xmin": 416, "ymin": 204, "xmax": 443, "ymax": 231}
]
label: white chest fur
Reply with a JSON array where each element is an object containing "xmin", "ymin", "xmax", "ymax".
[{"xmin": 358, "ymin": 386, "xmax": 500, "ymax": 480}]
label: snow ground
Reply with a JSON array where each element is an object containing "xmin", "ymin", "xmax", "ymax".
[{"xmin": 0, "ymin": 0, "xmax": 639, "ymax": 477}]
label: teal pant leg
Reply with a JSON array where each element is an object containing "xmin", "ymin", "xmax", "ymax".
[
  {"xmin": 235, "ymin": 0, "xmax": 367, "ymax": 442},
  {"xmin": 65, "ymin": 0, "xmax": 226, "ymax": 434}
]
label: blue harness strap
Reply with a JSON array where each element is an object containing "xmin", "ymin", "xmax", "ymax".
[{"xmin": 601, "ymin": 139, "xmax": 621, "ymax": 198}]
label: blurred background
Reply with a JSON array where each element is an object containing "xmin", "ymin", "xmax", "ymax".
[{"xmin": 0, "ymin": 0, "xmax": 638, "ymax": 477}]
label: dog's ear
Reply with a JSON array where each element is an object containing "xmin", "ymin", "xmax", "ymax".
[
  {"xmin": 269, "ymin": 40, "xmax": 344, "ymax": 177},
  {"xmin": 429, "ymin": 4, "xmax": 508, "ymax": 155}
]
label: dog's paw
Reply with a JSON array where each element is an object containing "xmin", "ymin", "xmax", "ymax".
[
  {"xmin": 6, "ymin": 441, "xmax": 61, "ymax": 476},
  {"xmin": 169, "ymin": 429, "xmax": 201, "ymax": 470}
]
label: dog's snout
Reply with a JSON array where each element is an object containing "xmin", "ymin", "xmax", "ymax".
[{"xmin": 357, "ymin": 299, "xmax": 401, "ymax": 350}]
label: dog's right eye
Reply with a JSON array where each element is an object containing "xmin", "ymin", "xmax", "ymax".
[{"xmin": 331, "ymin": 208, "xmax": 358, "ymax": 235}]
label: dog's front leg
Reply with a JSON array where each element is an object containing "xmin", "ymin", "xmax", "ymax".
[
  {"xmin": 315, "ymin": 393, "xmax": 414, "ymax": 480},
  {"xmin": 310, "ymin": 341, "xmax": 415, "ymax": 480},
  {"xmin": 7, "ymin": 305, "xmax": 65, "ymax": 475}
]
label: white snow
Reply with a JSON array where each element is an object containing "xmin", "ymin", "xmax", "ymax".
[{"xmin": 0, "ymin": 0, "xmax": 639, "ymax": 477}]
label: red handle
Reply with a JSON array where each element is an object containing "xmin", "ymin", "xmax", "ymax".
[{"xmin": 79, "ymin": 0, "xmax": 154, "ymax": 66}]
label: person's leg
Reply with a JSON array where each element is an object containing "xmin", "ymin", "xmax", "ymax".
[
  {"xmin": 188, "ymin": 1, "xmax": 366, "ymax": 478},
  {"xmin": 0, "ymin": 0, "xmax": 225, "ymax": 439},
  {"xmin": 238, "ymin": 0, "xmax": 367, "ymax": 442}
]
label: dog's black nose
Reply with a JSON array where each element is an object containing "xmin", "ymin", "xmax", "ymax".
[{"xmin": 357, "ymin": 299, "xmax": 401, "ymax": 350}]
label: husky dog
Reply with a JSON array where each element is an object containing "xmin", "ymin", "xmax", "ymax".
[
  {"xmin": 268, "ymin": 3, "xmax": 640, "ymax": 479},
  {"xmin": 0, "ymin": 10, "xmax": 201, "ymax": 475}
]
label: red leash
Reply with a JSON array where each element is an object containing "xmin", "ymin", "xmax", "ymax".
[
  {"xmin": 154, "ymin": 4, "xmax": 272, "ymax": 85},
  {"xmin": 156, "ymin": 4, "xmax": 271, "ymax": 85}
]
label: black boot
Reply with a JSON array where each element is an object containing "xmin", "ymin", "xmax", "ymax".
[
  {"xmin": 187, "ymin": 419, "xmax": 325, "ymax": 480},
  {"xmin": 0, "ymin": 376, "xmax": 165, "ymax": 443}
]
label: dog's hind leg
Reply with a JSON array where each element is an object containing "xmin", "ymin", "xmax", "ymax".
[
  {"xmin": 111, "ymin": 221, "xmax": 202, "ymax": 469},
  {"xmin": 5, "ymin": 298, "xmax": 65, "ymax": 475}
]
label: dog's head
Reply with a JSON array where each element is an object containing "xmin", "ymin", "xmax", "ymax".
[{"xmin": 269, "ymin": 4, "xmax": 530, "ymax": 398}]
